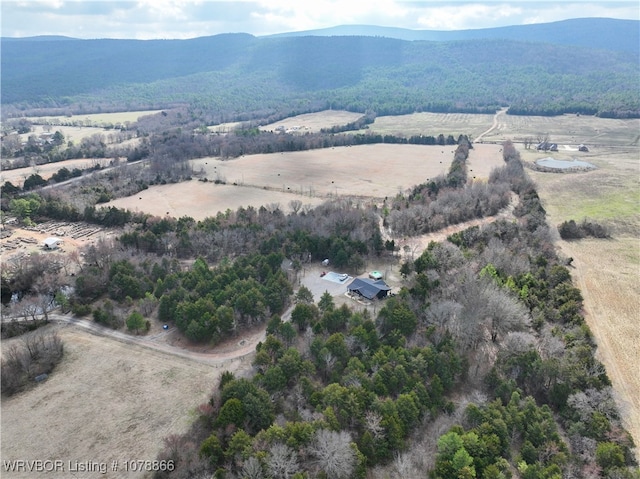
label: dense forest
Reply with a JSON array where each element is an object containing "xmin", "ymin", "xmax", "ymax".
[{"xmin": 2, "ymin": 19, "xmax": 639, "ymax": 119}]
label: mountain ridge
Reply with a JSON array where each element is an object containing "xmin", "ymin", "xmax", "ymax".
[
  {"xmin": 266, "ymin": 18, "xmax": 639, "ymax": 54},
  {"xmin": 1, "ymin": 18, "xmax": 638, "ymax": 117}
]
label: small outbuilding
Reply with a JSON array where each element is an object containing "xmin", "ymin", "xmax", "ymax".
[
  {"xmin": 348, "ymin": 277, "xmax": 391, "ymax": 300},
  {"xmin": 43, "ymin": 237, "xmax": 62, "ymax": 250}
]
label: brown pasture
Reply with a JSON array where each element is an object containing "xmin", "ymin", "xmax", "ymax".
[
  {"xmin": 29, "ymin": 110, "xmax": 164, "ymax": 127},
  {"xmin": 1, "ymin": 158, "xmax": 111, "ymax": 187},
  {"xmin": 364, "ymin": 111, "xmax": 640, "ymax": 148},
  {"xmin": 105, "ymin": 144, "xmax": 504, "ymax": 220},
  {"xmin": 260, "ymin": 110, "xmax": 363, "ymax": 133},
  {"xmin": 527, "ymin": 143, "xmax": 640, "ymax": 449},
  {"xmin": 1, "ymin": 325, "xmax": 248, "ymax": 479}
]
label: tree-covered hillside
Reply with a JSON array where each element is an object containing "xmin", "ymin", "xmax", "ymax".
[
  {"xmin": 269, "ymin": 18, "xmax": 640, "ymax": 56},
  {"xmin": 2, "ymin": 26, "xmax": 638, "ymax": 118}
]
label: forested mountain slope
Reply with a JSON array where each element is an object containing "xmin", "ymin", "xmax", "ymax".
[
  {"xmin": 2, "ymin": 19, "xmax": 639, "ymax": 118},
  {"xmin": 268, "ymin": 18, "xmax": 640, "ymax": 56}
]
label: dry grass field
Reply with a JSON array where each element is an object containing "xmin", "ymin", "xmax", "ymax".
[
  {"xmin": 29, "ymin": 110, "xmax": 163, "ymax": 127},
  {"xmin": 1, "ymin": 325, "xmax": 247, "ymax": 479},
  {"xmin": 104, "ymin": 144, "xmax": 504, "ymax": 219},
  {"xmin": 1, "ymin": 157, "xmax": 112, "ymax": 187},
  {"xmin": 17, "ymin": 125, "xmax": 121, "ymax": 145},
  {"xmin": 105, "ymin": 181, "xmax": 327, "ymax": 220},
  {"xmin": 364, "ymin": 111, "xmax": 640, "ymax": 148},
  {"xmin": 364, "ymin": 111, "xmax": 496, "ymax": 139},
  {"xmin": 526, "ymin": 143, "xmax": 640, "ymax": 448},
  {"xmin": 260, "ymin": 110, "xmax": 363, "ymax": 133},
  {"xmin": 482, "ymin": 114, "xmax": 640, "ymax": 147}
]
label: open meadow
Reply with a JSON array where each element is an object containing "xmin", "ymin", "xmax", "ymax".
[
  {"xmin": 1, "ymin": 325, "xmax": 248, "ymax": 479},
  {"xmin": 363, "ymin": 111, "xmax": 640, "ymax": 148},
  {"xmin": 478, "ymin": 114, "xmax": 640, "ymax": 147},
  {"xmin": 260, "ymin": 110, "xmax": 363, "ymax": 133},
  {"xmin": 104, "ymin": 144, "xmax": 504, "ymax": 218},
  {"xmin": 363, "ymin": 111, "xmax": 496, "ymax": 139},
  {"xmin": 28, "ymin": 110, "xmax": 164, "ymax": 128},
  {"xmin": 0, "ymin": 157, "xmax": 112, "ymax": 187}
]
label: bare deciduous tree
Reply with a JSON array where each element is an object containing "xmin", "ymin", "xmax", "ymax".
[
  {"xmin": 364, "ymin": 410, "xmax": 385, "ymax": 440},
  {"xmin": 288, "ymin": 199, "xmax": 302, "ymax": 214},
  {"xmin": 241, "ymin": 456, "xmax": 264, "ymax": 479},
  {"xmin": 266, "ymin": 443, "xmax": 299, "ymax": 479},
  {"xmin": 309, "ymin": 429, "xmax": 357, "ymax": 479}
]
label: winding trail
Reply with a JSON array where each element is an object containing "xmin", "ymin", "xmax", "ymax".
[{"xmin": 380, "ymin": 192, "xmax": 519, "ymax": 261}]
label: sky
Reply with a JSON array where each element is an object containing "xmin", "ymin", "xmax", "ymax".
[{"xmin": 2, "ymin": 0, "xmax": 638, "ymax": 39}]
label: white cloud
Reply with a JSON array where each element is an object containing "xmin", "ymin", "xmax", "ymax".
[
  {"xmin": 415, "ymin": 4, "xmax": 525, "ymax": 30},
  {"xmin": 1, "ymin": 0, "xmax": 638, "ymax": 38}
]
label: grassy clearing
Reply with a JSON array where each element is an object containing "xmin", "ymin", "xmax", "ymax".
[
  {"xmin": 525, "ymin": 135, "xmax": 639, "ymax": 451},
  {"xmin": 260, "ymin": 110, "xmax": 363, "ymax": 132},
  {"xmin": 488, "ymin": 114, "xmax": 640, "ymax": 146},
  {"xmin": 0, "ymin": 326, "xmax": 246, "ymax": 479},
  {"xmin": 28, "ymin": 110, "xmax": 163, "ymax": 126},
  {"xmin": 527, "ymin": 148, "xmax": 640, "ymax": 234},
  {"xmin": 363, "ymin": 112, "xmax": 495, "ymax": 138},
  {"xmin": 555, "ymin": 238, "xmax": 640, "ymax": 447}
]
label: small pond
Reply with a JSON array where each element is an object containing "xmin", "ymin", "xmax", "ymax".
[{"xmin": 536, "ymin": 157, "xmax": 596, "ymax": 170}]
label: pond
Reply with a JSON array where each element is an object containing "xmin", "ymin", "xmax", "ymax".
[{"xmin": 536, "ymin": 157, "xmax": 596, "ymax": 170}]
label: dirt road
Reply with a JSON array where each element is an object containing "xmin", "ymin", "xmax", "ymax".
[{"xmin": 475, "ymin": 108, "xmax": 506, "ymax": 143}]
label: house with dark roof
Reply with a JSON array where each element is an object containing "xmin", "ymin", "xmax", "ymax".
[{"xmin": 347, "ymin": 277, "xmax": 391, "ymax": 300}]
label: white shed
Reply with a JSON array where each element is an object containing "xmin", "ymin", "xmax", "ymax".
[{"xmin": 43, "ymin": 237, "xmax": 62, "ymax": 250}]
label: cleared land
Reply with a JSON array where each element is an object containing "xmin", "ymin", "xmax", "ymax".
[
  {"xmin": 104, "ymin": 144, "xmax": 504, "ymax": 219},
  {"xmin": 364, "ymin": 111, "xmax": 640, "ymax": 148},
  {"xmin": 364, "ymin": 111, "xmax": 496, "ymax": 139},
  {"xmin": 1, "ymin": 325, "xmax": 248, "ymax": 479},
  {"xmin": 105, "ymin": 181, "xmax": 327, "ymax": 220},
  {"xmin": 526, "ymin": 143, "xmax": 640, "ymax": 450},
  {"xmin": 17, "ymin": 125, "xmax": 122, "ymax": 145},
  {"xmin": 29, "ymin": 110, "xmax": 163, "ymax": 127},
  {"xmin": 479, "ymin": 114, "xmax": 640, "ymax": 147},
  {"xmin": 1, "ymin": 157, "xmax": 111, "ymax": 187},
  {"xmin": 260, "ymin": 110, "xmax": 363, "ymax": 133}
]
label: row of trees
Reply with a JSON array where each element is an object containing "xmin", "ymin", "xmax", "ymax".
[{"xmin": 385, "ymin": 138, "xmax": 513, "ymax": 236}]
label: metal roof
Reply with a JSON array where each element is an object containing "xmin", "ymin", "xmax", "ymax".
[{"xmin": 347, "ymin": 277, "xmax": 391, "ymax": 300}]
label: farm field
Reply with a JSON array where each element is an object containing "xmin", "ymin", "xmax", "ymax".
[
  {"xmin": 105, "ymin": 181, "xmax": 327, "ymax": 220},
  {"xmin": 28, "ymin": 110, "xmax": 163, "ymax": 127},
  {"xmin": 363, "ymin": 111, "xmax": 640, "ymax": 148},
  {"xmin": 364, "ymin": 111, "xmax": 496, "ymax": 139},
  {"xmin": 526, "ymin": 144, "xmax": 640, "ymax": 451},
  {"xmin": 0, "ymin": 157, "xmax": 112, "ymax": 187},
  {"xmin": 259, "ymin": 110, "xmax": 363, "ymax": 133},
  {"xmin": 104, "ymin": 144, "xmax": 504, "ymax": 220},
  {"xmin": 480, "ymin": 114, "xmax": 640, "ymax": 147},
  {"xmin": 15, "ymin": 125, "xmax": 115, "ymax": 145}
]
